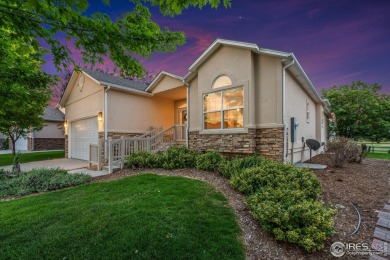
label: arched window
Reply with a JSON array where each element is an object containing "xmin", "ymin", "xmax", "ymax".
[{"xmin": 213, "ymin": 75, "xmax": 232, "ymax": 89}]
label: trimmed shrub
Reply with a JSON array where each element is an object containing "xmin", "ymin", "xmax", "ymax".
[
  {"xmin": 218, "ymin": 155, "xmax": 267, "ymax": 178},
  {"xmin": 0, "ymin": 168, "xmax": 91, "ymax": 198},
  {"xmin": 160, "ymin": 145, "xmax": 198, "ymax": 169},
  {"xmin": 248, "ymin": 191, "xmax": 335, "ymax": 252},
  {"xmin": 230, "ymin": 165, "xmax": 335, "ymax": 252},
  {"xmin": 196, "ymin": 151, "xmax": 224, "ymax": 172},
  {"xmin": 326, "ymin": 137, "xmax": 362, "ymax": 167},
  {"xmin": 127, "ymin": 151, "xmax": 161, "ymax": 169}
]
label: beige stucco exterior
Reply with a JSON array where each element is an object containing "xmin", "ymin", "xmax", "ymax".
[
  {"xmin": 188, "ymin": 45, "xmax": 286, "ymax": 132},
  {"xmin": 65, "ymin": 73, "xmax": 104, "ymax": 124},
  {"xmin": 61, "ymin": 70, "xmax": 186, "ymax": 159},
  {"xmin": 60, "ymin": 39, "xmax": 329, "ymax": 164},
  {"xmin": 186, "ymin": 40, "xmax": 330, "ymax": 163},
  {"xmin": 285, "ymin": 72, "xmax": 329, "ymax": 162},
  {"xmin": 106, "ymin": 89, "xmax": 175, "ymax": 133}
]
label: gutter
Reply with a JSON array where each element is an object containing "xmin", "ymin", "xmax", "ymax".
[
  {"xmin": 282, "ymin": 58, "xmax": 295, "ymax": 163},
  {"xmin": 102, "ymin": 82, "xmax": 152, "ymax": 96}
]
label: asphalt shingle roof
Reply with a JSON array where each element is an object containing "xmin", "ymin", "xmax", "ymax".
[
  {"xmin": 44, "ymin": 107, "xmax": 64, "ymax": 122},
  {"xmin": 82, "ymin": 68, "xmax": 148, "ymax": 91}
]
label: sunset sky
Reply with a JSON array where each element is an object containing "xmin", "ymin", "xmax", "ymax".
[{"xmin": 44, "ymin": 0, "xmax": 390, "ymax": 94}]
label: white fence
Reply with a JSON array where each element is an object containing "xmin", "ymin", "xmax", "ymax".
[{"xmin": 89, "ymin": 124, "xmax": 187, "ymax": 173}]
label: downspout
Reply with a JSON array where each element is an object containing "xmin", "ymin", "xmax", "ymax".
[
  {"xmin": 104, "ymin": 86, "xmax": 111, "ymax": 160},
  {"xmin": 282, "ymin": 58, "xmax": 295, "ymax": 163},
  {"xmin": 185, "ymin": 82, "xmax": 190, "ymax": 148}
]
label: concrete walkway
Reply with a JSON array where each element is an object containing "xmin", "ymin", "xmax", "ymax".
[{"xmin": 0, "ymin": 158, "xmax": 108, "ymax": 177}]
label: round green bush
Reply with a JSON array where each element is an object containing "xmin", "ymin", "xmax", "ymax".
[
  {"xmin": 196, "ymin": 151, "xmax": 223, "ymax": 172},
  {"xmin": 230, "ymin": 164, "xmax": 334, "ymax": 252},
  {"xmin": 160, "ymin": 145, "xmax": 198, "ymax": 170}
]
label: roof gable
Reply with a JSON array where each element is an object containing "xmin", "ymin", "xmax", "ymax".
[
  {"xmin": 184, "ymin": 38, "xmax": 329, "ymax": 110},
  {"xmin": 146, "ymin": 71, "xmax": 183, "ymax": 93}
]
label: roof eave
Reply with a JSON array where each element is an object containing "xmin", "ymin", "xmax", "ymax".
[
  {"xmin": 101, "ymin": 82, "xmax": 152, "ymax": 96},
  {"xmin": 59, "ymin": 70, "xmax": 77, "ymax": 106}
]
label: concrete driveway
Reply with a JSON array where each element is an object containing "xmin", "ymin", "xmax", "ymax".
[
  {"xmin": 1, "ymin": 158, "xmax": 89, "ymax": 172},
  {"xmin": 0, "ymin": 158, "xmax": 109, "ymax": 177}
]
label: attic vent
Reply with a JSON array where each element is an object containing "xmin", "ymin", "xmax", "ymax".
[{"xmin": 213, "ymin": 75, "xmax": 232, "ymax": 89}]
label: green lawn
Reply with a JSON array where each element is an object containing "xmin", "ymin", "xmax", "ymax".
[
  {"xmin": 0, "ymin": 150, "xmax": 64, "ymax": 166},
  {"xmin": 366, "ymin": 152, "xmax": 390, "ymax": 160},
  {"xmin": 0, "ymin": 174, "xmax": 245, "ymax": 259}
]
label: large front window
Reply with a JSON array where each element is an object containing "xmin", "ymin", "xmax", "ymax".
[{"xmin": 203, "ymin": 86, "xmax": 244, "ymax": 130}]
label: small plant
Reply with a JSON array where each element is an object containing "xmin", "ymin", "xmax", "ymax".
[
  {"xmin": 127, "ymin": 151, "xmax": 161, "ymax": 169},
  {"xmin": 196, "ymin": 151, "xmax": 223, "ymax": 172},
  {"xmin": 230, "ymin": 165, "xmax": 335, "ymax": 252},
  {"xmin": 0, "ymin": 168, "xmax": 91, "ymax": 198},
  {"xmin": 218, "ymin": 155, "xmax": 267, "ymax": 178},
  {"xmin": 160, "ymin": 145, "xmax": 198, "ymax": 169},
  {"xmin": 326, "ymin": 137, "xmax": 362, "ymax": 167}
]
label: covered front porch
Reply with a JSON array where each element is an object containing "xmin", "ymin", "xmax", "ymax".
[{"xmin": 91, "ymin": 71, "xmax": 188, "ymax": 173}]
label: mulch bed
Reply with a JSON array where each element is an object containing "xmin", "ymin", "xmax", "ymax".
[{"xmin": 94, "ymin": 154, "xmax": 390, "ymax": 260}]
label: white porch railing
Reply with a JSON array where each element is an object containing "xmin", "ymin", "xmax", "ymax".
[{"xmin": 89, "ymin": 124, "xmax": 187, "ymax": 173}]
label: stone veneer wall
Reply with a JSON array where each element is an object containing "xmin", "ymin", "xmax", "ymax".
[
  {"xmin": 65, "ymin": 135, "xmax": 68, "ymax": 157},
  {"xmin": 188, "ymin": 127, "xmax": 284, "ymax": 161},
  {"xmin": 33, "ymin": 138, "xmax": 65, "ymax": 151}
]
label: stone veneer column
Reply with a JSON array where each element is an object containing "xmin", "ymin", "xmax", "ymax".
[
  {"xmin": 65, "ymin": 135, "xmax": 68, "ymax": 158},
  {"xmin": 255, "ymin": 128, "xmax": 284, "ymax": 161}
]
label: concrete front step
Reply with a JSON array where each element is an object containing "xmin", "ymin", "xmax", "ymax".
[{"xmin": 102, "ymin": 166, "xmax": 120, "ymax": 172}]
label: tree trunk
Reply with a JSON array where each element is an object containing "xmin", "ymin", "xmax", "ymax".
[{"xmin": 10, "ymin": 136, "xmax": 16, "ymax": 156}]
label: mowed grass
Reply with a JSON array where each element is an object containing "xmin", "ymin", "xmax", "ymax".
[
  {"xmin": 0, "ymin": 151, "xmax": 64, "ymax": 166},
  {"xmin": 366, "ymin": 152, "xmax": 390, "ymax": 160},
  {"xmin": 0, "ymin": 174, "xmax": 245, "ymax": 259}
]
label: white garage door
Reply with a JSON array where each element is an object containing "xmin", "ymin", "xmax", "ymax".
[
  {"xmin": 70, "ymin": 117, "xmax": 98, "ymax": 160},
  {"xmin": 15, "ymin": 137, "xmax": 28, "ymax": 151}
]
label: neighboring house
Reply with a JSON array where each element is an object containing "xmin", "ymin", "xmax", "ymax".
[
  {"xmin": 10, "ymin": 107, "xmax": 65, "ymax": 151},
  {"xmin": 0, "ymin": 133, "xmax": 6, "ymax": 149},
  {"xmin": 60, "ymin": 39, "xmax": 330, "ymax": 164}
]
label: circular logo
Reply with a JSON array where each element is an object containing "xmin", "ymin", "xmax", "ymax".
[{"xmin": 331, "ymin": 242, "xmax": 346, "ymax": 257}]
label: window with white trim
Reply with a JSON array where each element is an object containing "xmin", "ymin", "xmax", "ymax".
[
  {"xmin": 213, "ymin": 75, "xmax": 232, "ymax": 89},
  {"xmin": 306, "ymin": 98, "xmax": 310, "ymax": 123},
  {"xmin": 203, "ymin": 86, "xmax": 244, "ymax": 130}
]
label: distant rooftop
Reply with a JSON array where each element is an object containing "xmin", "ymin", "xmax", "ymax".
[
  {"xmin": 82, "ymin": 68, "xmax": 148, "ymax": 92},
  {"xmin": 44, "ymin": 107, "xmax": 64, "ymax": 122}
]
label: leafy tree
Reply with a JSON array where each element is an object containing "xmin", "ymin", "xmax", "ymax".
[
  {"xmin": 322, "ymin": 81, "xmax": 390, "ymax": 142},
  {"xmin": 0, "ymin": 0, "xmax": 230, "ymax": 77},
  {"xmin": 0, "ymin": 28, "xmax": 53, "ymax": 155}
]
